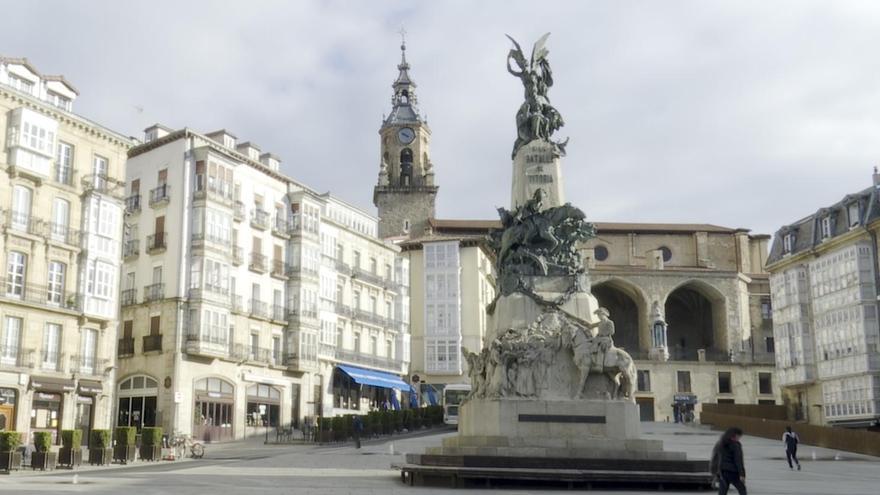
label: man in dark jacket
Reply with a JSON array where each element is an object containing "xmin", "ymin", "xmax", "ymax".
[
  {"xmin": 783, "ymin": 426, "xmax": 801, "ymax": 470},
  {"xmin": 710, "ymin": 427, "xmax": 747, "ymax": 495},
  {"xmin": 352, "ymin": 415, "xmax": 364, "ymax": 449}
]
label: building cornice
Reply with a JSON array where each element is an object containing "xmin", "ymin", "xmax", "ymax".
[{"xmin": 0, "ymin": 87, "xmax": 134, "ymax": 148}]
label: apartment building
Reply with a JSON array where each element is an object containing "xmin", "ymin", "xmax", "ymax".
[
  {"xmin": 0, "ymin": 56, "xmax": 131, "ymax": 444},
  {"xmin": 767, "ymin": 171, "xmax": 880, "ymax": 428},
  {"xmin": 118, "ymin": 125, "xmax": 410, "ymax": 441}
]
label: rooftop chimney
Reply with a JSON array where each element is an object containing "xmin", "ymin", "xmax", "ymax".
[{"xmin": 874, "ymin": 166, "xmax": 880, "ymax": 187}]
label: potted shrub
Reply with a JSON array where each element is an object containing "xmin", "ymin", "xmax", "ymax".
[
  {"xmin": 0, "ymin": 431, "xmax": 22, "ymax": 472},
  {"xmin": 88, "ymin": 429, "xmax": 112, "ymax": 465},
  {"xmin": 31, "ymin": 431, "xmax": 56, "ymax": 471},
  {"xmin": 58, "ymin": 429, "xmax": 83, "ymax": 468},
  {"xmin": 113, "ymin": 426, "xmax": 137, "ymax": 464},
  {"xmin": 139, "ymin": 427, "xmax": 163, "ymax": 461}
]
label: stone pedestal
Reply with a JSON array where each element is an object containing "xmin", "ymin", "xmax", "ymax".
[{"xmin": 511, "ymin": 140, "xmax": 565, "ymax": 211}]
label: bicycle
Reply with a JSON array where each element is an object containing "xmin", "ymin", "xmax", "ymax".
[{"xmin": 170, "ymin": 433, "xmax": 205, "ymax": 459}]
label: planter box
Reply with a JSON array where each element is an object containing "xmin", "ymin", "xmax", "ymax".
[
  {"xmin": 0, "ymin": 451, "xmax": 23, "ymax": 472},
  {"xmin": 139, "ymin": 445, "xmax": 162, "ymax": 462},
  {"xmin": 31, "ymin": 451, "xmax": 57, "ymax": 471},
  {"xmin": 113, "ymin": 444, "xmax": 137, "ymax": 464},
  {"xmin": 88, "ymin": 448, "xmax": 113, "ymax": 466},
  {"xmin": 58, "ymin": 448, "xmax": 83, "ymax": 468}
]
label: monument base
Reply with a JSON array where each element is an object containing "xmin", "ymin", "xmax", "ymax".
[{"xmin": 397, "ymin": 399, "xmax": 713, "ymax": 490}]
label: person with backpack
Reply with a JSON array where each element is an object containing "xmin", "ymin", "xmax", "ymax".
[
  {"xmin": 783, "ymin": 426, "xmax": 801, "ymax": 470},
  {"xmin": 710, "ymin": 427, "xmax": 747, "ymax": 495}
]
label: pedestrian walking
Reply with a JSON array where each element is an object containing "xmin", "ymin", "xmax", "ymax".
[
  {"xmin": 353, "ymin": 415, "xmax": 364, "ymax": 449},
  {"xmin": 710, "ymin": 427, "xmax": 747, "ymax": 495},
  {"xmin": 783, "ymin": 426, "xmax": 801, "ymax": 470}
]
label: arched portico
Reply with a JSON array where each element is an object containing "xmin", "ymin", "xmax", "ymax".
[
  {"xmin": 591, "ymin": 278, "xmax": 650, "ymax": 354},
  {"xmin": 663, "ymin": 280, "xmax": 728, "ymax": 360}
]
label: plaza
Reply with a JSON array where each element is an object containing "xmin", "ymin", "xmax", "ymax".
[{"xmin": 0, "ymin": 422, "xmax": 876, "ymax": 494}]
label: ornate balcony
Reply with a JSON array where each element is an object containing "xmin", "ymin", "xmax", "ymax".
[
  {"xmin": 335, "ymin": 260, "xmax": 352, "ymax": 276},
  {"xmin": 146, "ymin": 232, "xmax": 167, "ymax": 254},
  {"xmin": 232, "ymin": 343, "xmax": 272, "ymax": 364},
  {"xmin": 81, "ymin": 174, "xmax": 124, "ymax": 199},
  {"xmin": 334, "ymin": 348, "xmax": 403, "ymax": 372},
  {"xmin": 70, "ymin": 355, "xmax": 109, "ymax": 376},
  {"xmin": 272, "ymin": 304, "xmax": 286, "ymax": 321},
  {"xmin": 248, "ymin": 299, "xmax": 269, "ymax": 319},
  {"xmin": 5, "ymin": 210, "xmax": 42, "ymax": 237},
  {"xmin": 143, "ymin": 334, "xmax": 163, "ymax": 352},
  {"xmin": 149, "ymin": 183, "xmax": 171, "ymax": 207},
  {"xmin": 125, "ymin": 194, "xmax": 141, "ymax": 214},
  {"xmin": 117, "ymin": 338, "xmax": 135, "ymax": 358},
  {"xmin": 143, "ymin": 283, "xmax": 164, "ymax": 303},
  {"xmin": 123, "ymin": 239, "xmax": 139, "ymax": 260},
  {"xmin": 0, "ymin": 345, "xmax": 34, "ymax": 369},
  {"xmin": 250, "ymin": 209, "xmax": 270, "ymax": 230},
  {"xmin": 249, "ymin": 252, "xmax": 267, "ymax": 273},
  {"xmin": 0, "ymin": 279, "xmax": 79, "ymax": 312},
  {"xmin": 272, "ymin": 217, "xmax": 290, "ymax": 238},
  {"xmin": 233, "ymin": 201, "xmax": 245, "ymax": 221},
  {"xmin": 271, "ymin": 260, "xmax": 288, "ymax": 280},
  {"xmin": 121, "ymin": 288, "xmax": 137, "ymax": 306},
  {"xmin": 40, "ymin": 351, "xmax": 64, "ymax": 372},
  {"xmin": 185, "ymin": 332, "xmax": 230, "ymax": 359},
  {"xmin": 352, "ymin": 267, "xmax": 385, "ymax": 287}
]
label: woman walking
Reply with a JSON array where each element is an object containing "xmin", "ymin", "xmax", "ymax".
[
  {"xmin": 783, "ymin": 426, "xmax": 801, "ymax": 470},
  {"xmin": 710, "ymin": 427, "xmax": 747, "ymax": 495}
]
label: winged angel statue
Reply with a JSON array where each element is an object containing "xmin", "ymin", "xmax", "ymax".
[{"xmin": 506, "ymin": 33, "xmax": 568, "ymax": 158}]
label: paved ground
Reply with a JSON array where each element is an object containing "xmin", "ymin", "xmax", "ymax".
[{"xmin": 1, "ymin": 422, "xmax": 878, "ymax": 494}]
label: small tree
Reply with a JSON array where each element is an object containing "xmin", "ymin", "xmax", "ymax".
[
  {"xmin": 0, "ymin": 431, "xmax": 21, "ymax": 452},
  {"xmin": 33, "ymin": 432, "xmax": 53, "ymax": 453},
  {"xmin": 141, "ymin": 427, "xmax": 163, "ymax": 446},
  {"xmin": 61, "ymin": 430, "xmax": 82, "ymax": 449},
  {"xmin": 114, "ymin": 426, "xmax": 136, "ymax": 446},
  {"xmin": 90, "ymin": 430, "xmax": 111, "ymax": 450}
]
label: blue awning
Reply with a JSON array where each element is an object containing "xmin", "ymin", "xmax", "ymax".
[{"xmin": 337, "ymin": 365, "xmax": 413, "ymax": 392}]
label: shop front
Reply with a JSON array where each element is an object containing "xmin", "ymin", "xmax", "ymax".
[
  {"xmin": 117, "ymin": 375, "xmax": 159, "ymax": 430},
  {"xmin": 0, "ymin": 388, "xmax": 17, "ymax": 431},
  {"xmin": 76, "ymin": 380, "xmax": 102, "ymax": 447},
  {"xmin": 246, "ymin": 384, "xmax": 281, "ymax": 427},
  {"xmin": 333, "ymin": 365, "xmax": 412, "ymax": 412},
  {"xmin": 673, "ymin": 393, "xmax": 698, "ymax": 423},
  {"xmin": 193, "ymin": 377, "xmax": 234, "ymax": 442},
  {"xmin": 30, "ymin": 377, "xmax": 75, "ymax": 445}
]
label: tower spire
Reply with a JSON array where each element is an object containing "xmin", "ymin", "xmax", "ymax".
[{"xmin": 385, "ymin": 28, "xmax": 421, "ymax": 126}]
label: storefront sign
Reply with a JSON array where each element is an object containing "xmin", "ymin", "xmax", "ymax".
[
  {"xmin": 31, "ymin": 377, "xmax": 75, "ymax": 392},
  {"xmin": 77, "ymin": 380, "xmax": 103, "ymax": 395},
  {"xmin": 242, "ymin": 373, "xmax": 288, "ymax": 387},
  {"xmin": 673, "ymin": 394, "xmax": 698, "ymax": 404}
]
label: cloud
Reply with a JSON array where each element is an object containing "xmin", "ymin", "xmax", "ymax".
[{"xmin": 4, "ymin": 0, "xmax": 880, "ymax": 235}]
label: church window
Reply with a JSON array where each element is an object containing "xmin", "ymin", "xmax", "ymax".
[
  {"xmin": 659, "ymin": 246, "xmax": 672, "ymax": 262},
  {"xmin": 593, "ymin": 245, "xmax": 609, "ymax": 262}
]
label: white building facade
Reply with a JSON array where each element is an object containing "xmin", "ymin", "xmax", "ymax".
[
  {"xmin": 118, "ymin": 126, "xmax": 410, "ymax": 441},
  {"xmin": 767, "ymin": 177, "xmax": 880, "ymax": 427},
  {"xmin": 0, "ymin": 56, "xmax": 131, "ymax": 444}
]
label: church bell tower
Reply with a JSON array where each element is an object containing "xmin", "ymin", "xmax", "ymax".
[{"xmin": 373, "ymin": 36, "xmax": 438, "ymax": 239}]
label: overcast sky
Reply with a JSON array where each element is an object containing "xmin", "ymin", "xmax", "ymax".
[{"xmin": 5, "ymin": 1, "xmax": 880, "ymax": 235}]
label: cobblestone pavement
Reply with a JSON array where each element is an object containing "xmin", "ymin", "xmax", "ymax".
[{"xmin": 1, "ymin": 422, "xmax": 878, "ymax": 494}]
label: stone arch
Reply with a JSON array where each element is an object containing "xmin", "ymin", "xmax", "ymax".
[
  {"xmin": 663, "ymin": 279, "xmax": 728, "ymax": 360},
  {"xmin": 591, "ymin": 277, "xmax": 650, "ymax": 355}
]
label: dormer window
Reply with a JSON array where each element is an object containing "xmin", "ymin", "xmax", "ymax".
[
  {"xmin": 8, "ymin": 73, "xmax": 34, "ymax": 95},
  {"xmin": 820, "ymin": 216, "xmax": 833, "ymax": 239},
  {"xmin": 783, "ymin": 233, "xmax": 795, "ymax": 254},
  {"xmin": 848, "ymin": 202, "xmax": 861, "ymax": 228}
]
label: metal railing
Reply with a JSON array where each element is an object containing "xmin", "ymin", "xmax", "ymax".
[
  {"xmin": 143, "ymin": 283, "xmax": 164, "ymax": 302},
  {"xmin": 288, "ymin": 308, "xmax": 318, "ymax": 321},
  {"xmin": 40, "ymin": 351, "xmax": 64, "ymax": 372},
  {"xmin": 118, "ymin": 338, "xmax": 135, "ymax": 357},
  {"xmin": 335, "ymin": 260, "xmax": 352, "ymax": 275},
  {"xmin": 123, "ymin": 239, "xmax": 139, "ymax": 259},
  {"xmin": 232, "ymin": 246, "xmax": 244, "ymax": 265},
  {"xmin": 248, "ymin": 299, "xmax": 269, "ymax": 319},
  {"xmin": 125, "ymin": 194, "xmax": 141, "ymax": 214},
  {"xmin": 82, "ymin": 174, "xmax": 124, "ymax": 198},
  {"xmin": 121, "ymin": 288, "xmax": 137, "ymax": 306},
  {"xmin": 352, "ymin": 267, "xmax": 385, "ymax": 287},
  {"xmin": 334, "ymin": 348, "xmax": 403, "ymax": 372},
  {"xmin": 191, "ymin": 231, "xmax": 231, "ymax": 248},
  {"xmin": 52, "ymin": 164, "xmax": 75, "ymax": 187},
  {"xmin": 250, "ymin": 209, "xmax": 270, "ymax": 230},
  {"xmin": 232, "ymin": 343, "xmax": 272, "ymax": 364},
  {"xmin": 249, "ymin": 252, "xmax": 267, "ymax": 273},
  {"xmin": 143, "ymin": 334, "xmax": 163, "ymax": 352},
  {"xmin": 230, "ymin": 294, "xmax": 244, "ymax": 313},
  {"xmin": 149, "ymin": 184, "xmax": 171, "ymax": 206},
  {"xmin": 0, "ymin": 279, "xmax": 79, "ymax": 311},
  {"xmin": 0, "ymin": 346, "xmax": 34, "ymax": 368},
  {"xmin": 271, "ymin": 260, "xmax": 288, "ymax": 279},
  {"xmin": 193, "ymin": 178, "xmax": 233, "ymax": 204},
  {"xmin": 272, "ymin": 216, "xmax": 290, "ymax": 237},
  {"xmin": 6, "ymin": 210, "xmax": 44, "ymax": 236},
  {"xmin": 233, "ymin": 201, "xmax": 245, "ymax": 221},
  {"xmin": 146, "ymin": 232, "xmax": 167, "ymax": 253},
  {"xmin": 70, "ymin": 355, "xmax": 109, "ymax": 375},
  {"xmin": 272, "ymin": 304, "xmax": 286, "ymax": 321}
]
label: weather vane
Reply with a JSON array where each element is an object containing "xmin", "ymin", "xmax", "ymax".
[{"xmin": 398, "ymin": 26, "xmax": 407, "ymax": 47}]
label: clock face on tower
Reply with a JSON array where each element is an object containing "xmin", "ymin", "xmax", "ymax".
[{"xmin": 397, "ymin": 127, "xmax": 416, "ymax": 145}]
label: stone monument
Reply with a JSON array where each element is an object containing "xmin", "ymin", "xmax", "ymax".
[{"xmin": 398, "ymin": 34, "xmax": 712, "ymax": 489}]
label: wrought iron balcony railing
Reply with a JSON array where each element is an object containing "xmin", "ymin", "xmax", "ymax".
[
  {"xmin": 250, "ymin": 209, "xmax": 270, "ymax": 230},
  {"xmin": 143, "ymin": 283, "xmax": 164, "ymax": 303},
  {"xmin": 149, "ymin": 184, "xmax": 171, "ymax": 206}
]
